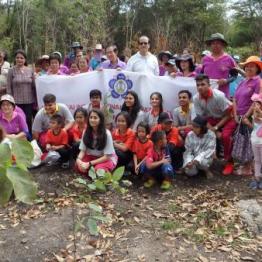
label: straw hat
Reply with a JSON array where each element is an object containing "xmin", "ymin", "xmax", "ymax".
[{"xmin": 240, "ymin": 56, "xmax": 262, "ymax": 72}]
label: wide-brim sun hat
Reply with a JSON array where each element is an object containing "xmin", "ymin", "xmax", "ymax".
[
  {"xmin": 240, "ymin": 56, "xmax": 262, "ymax": 73},
  {"xmin": 175, "ymin": 54, "xmax": 195, "ymax": 72},
  {"xmin": 158, "ymin": 51, "xmax": 173, "ymax": 61},
  {"xmin": 0, "ymin": 94, "xmax": 16, "ymax": 106},
  {"xmin": 205, "ymin": 33, "xmax": 228, "ymax": 46},
  {"xmin": 165, "ymin": 59, "xmax": 176, "ymax": 66}
]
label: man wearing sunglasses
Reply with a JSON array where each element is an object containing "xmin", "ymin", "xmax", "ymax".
[{"xmin": 126, "ymin": 36, "xmax": 159, "ymax": 76}]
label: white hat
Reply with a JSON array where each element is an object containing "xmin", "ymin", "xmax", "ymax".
[
  {"xmin": 0, "ymin": 94, "xmax": 15, "ymax": 105},
  {"xmin": 95, "ymin": 44, "xmax": 103, "ymax": 50}
]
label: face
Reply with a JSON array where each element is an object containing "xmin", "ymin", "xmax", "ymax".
[
  {"xmin": 75, "ymin": 111, "xmax": 86, "ymax": 124},
  {"xmin": 1, "ymin": 101, "xmax": 14, "ymax": 115},
  {"xmin": 138, "ymin": 37, "xmax": 150, "ymax": 53},
  {"xmin": 116, "ymin": 115, "xmax": 127, "ymax": 130},
  {"xmin": 162, "ymin": 55, "xmax": 169, "ymax": 63},
  {"xmin": 178, "ymin": 92, "xmax": 190, "ymax": 107},
  {"xmin": 89, "ymin": 111, "xmax": 100, "ymax": 128},
  {"xmin": 49, "ymin": 120, "xmax": 60, "ymax": 130},
  {"xmin": 254, "ymin": 101, "xmax": 262, "ymax": 111},
  {"xmin": 161, "ymin": 121, "xmax": 172, "ymax": 132},
  {"xmin": 79, "ymin": 59, "xmax": 87, "ymax": 70},
  {"xmin": 50, "ymin": 59, "xmax": 60, "ymax": 72},
  {"xmin": 165, "ymin": 64, "xmax": 176, "ymax": 74},
  {"xmin": 70, "ymin": 63, "xmax": 79, "ymax": 73},
  {"xmin": 180, "ymin": 60, "xmax": 189, "ymax": 71},
  {"xmin": 44, "ymin": 102, "xmax": 56, "ymax": 115},
  {"xmin": 192, "ymin": 125, "xmax": 201, "ymax": 136},
  {"xmin": 125, "ymin": 93, "xmax": 135, "ymax": 108},
  {"xmin": 158, "ymin": 134, "xmax": 167, "ymax": 148},
  {"xmin": 106, "ymin": 46, "xmax": 117, "ymax": 62},
  {"xmin": 15, "ymin": 53, "xmax": 26, "ymax": 67},
  {"xmin": 245, "ymin": 63, "xmax": 259, "ymax": 77},
  {"xmin": 76, "ymin": 51, "xmax": 83, "ymax": 61},
  {"xmin": 196, "ymin": 80, "xmax": 210, "ymax": 96},
  {"xmin": 90, "ymin": 95, "xmax": 101, "ymax": 107},
  {"xmin": 210, "ymin": 40, "xmax": 224, "ymax": 54},
  {"xmin": 42, "ymin": 60, "xmax": 49, "ymax": 71},
  {"xmin": 150, "ymin": 94, "xmax": 161, "ymax": 107},
  {"xmin": 137, "ymin": 126, "xmax": 147, "ymax": 140}
]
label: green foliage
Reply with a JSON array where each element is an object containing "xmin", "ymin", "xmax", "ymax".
[{"xmin": 0, "ymin": 139, "xmax": 37, "ymax": 206}]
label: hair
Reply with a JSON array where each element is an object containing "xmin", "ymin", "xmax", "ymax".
[
  {"xmin": 115, "ymin": 111, "xmax": 132, "ymax": 128},
  {"xmin": 49, "ymin": 53, "xmax": 61, "ymax": 64},
  {"xmin": 106, "ymin": 44, "xmax": 118, "ymax": 54},
  {"xmin": 74, "ymin": 107, "xmax": 88, "ymax": 119},
  {"xmin": 137, "ymin": 121, "xmax": 150, "ymax": 135},
  {"xmin": 0, "ymin": 125, "xmax": 5, "ymax": 142},
  {"xmin": 138, "ymin": 35, "xmax": 150, "ymax": 44},
  {"xmin": 121, "ymin": 91, "xmax": 141, "ymax": 126},
  {"xmin": 90, "ymin": 89, "xmax": 102, "ymax": 99},
  {"xmin": 176, "ymin": 58, "xmax": 195, "ymax": 73},
  {"xmin": 0, "ymin": 50, "xmax": 8, "ymax": 61},
  {"xmin": 193, "ymin": 122, "xmax": 208, "ymax": 135},
  {"xmin": 50, "ymin": 114, "xmax": 64, "ymax": 127},
  {"xmin": 14, "ymin": 49, "xmax": 27, "ymax": 66},
  {"xmin": 178, "ymin": 90, "xmax": 192, "ymax": 100},
  {"xmin": 195, "ymin": 74, "xmax": 210, "ymax": 84},
  {"xmin": 151, "ymin": 130, "xmax": 165, "ymax": 144},
  {"xmin": 150, "ymin": 92, "xmax": 163, "ymax": 113},
  {"xmin": 43, "ymin": 93, "xmax": 56, "ymax": 104},
  {"xmin": 83, "ymin": 109, "xmax": 107, "ymax": 150}
]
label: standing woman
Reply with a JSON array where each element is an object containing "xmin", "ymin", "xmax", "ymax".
[
  {"xmin": 121, "ymin": 90, "xmax": 145, "ymax": 130},
  {"xmin": 7, "ymin": 49, "xmax": 36, "ymax": 132},
  {"xmin": 0, "ymin": 51, "xmax": 10, "ymax": 96},
  {"xmin": 175, "ymin": 54, "xmax": 196, "ymax": 77}
]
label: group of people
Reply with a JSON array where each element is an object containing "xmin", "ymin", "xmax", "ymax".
[{"xmin": 0, "ymin": 32, "xmax": 262, "ymax": 190}]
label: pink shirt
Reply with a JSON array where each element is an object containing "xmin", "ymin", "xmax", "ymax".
[
  {"xmin": 176, "ymin": 71, "xmax": 196, "ymax": 77},
  {"xmin": 234, "ymin": 76, "xmax": 261, "ymax": 116},
  {"xmin": 202, "ymin": 54, "xmax": 236, "ymax": 98}
]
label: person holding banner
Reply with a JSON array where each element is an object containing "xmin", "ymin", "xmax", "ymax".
[
  {"xmin": 48, "ymin": 53, "xmax": 66, "ymax": 75},
  {"xmin": 76, "ymin": 109, "xmax": 117, "ymax": 174},
  {"xmin": 193, "ymin": 74, "xmax": 237, "ymax": 176},
  {"xmin": 175, "ymin": 54, "xmax": 196, "ymax": 77}
]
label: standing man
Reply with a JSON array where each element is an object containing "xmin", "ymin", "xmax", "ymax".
[
  {"xmin": 126, "ymin": 35, "xmax": 159, "ymax": 76},
  {"xmin": 64, "ymin": 41, "xmax": 83, "ymax": 69},
  {"xmin": 193, "ymin": 74, "xmax": 237, "ymax": 175},
  {"xmin": 100, "ymin": 45, "xmax": 126, "ymax": 69},
  {"xmin": 202, "ymin": 33, "xmax": 236, "ymax": 98},
  {"xmin": 90, "ymin": 44, "xmax": 104, "ymax": 70}
]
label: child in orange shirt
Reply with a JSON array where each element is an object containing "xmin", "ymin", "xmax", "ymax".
[
  {"xmin": 112, "ymin": 112, "xmax": 135, "ymax": 168},
  {"xmin": 45, "ymin": 114, "xmax": 70, "ymax": 167},
  {"xmin": 132, "ymin": 122, "xmax": 153, "ymax": 175},
  {"xmin": 151, "ymin": 112, "xmax": 184, "ymax": 171}
]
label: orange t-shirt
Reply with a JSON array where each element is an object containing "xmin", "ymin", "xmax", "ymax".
[
  {"xmin": 68, "ymin": 124, "xmax": 86, "ymax": 143},
  {"xmin": 112, "ymin": 128, "xmax": 135, "ymax": 150},
  {"xmin": 150, "ymin": 124, "xmax": 180, "ymax": 146},
  {"xmin": 45, "ymin": 129, "xmax": 68, "ymax": 147},
  {"xmin": 132, "ymin": 138, "xmax": 153, "ymax": 161}
]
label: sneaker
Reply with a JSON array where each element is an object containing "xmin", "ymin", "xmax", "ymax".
[
  {"xmin": 249, "ymin": 180, "xmax": 258, "ymax": 190},
  {"xmin": 160, "ymin": 180, "xmax": 171, "ymax": 190},
  {"xmin": 144, "ymin": 179, "xmax": 155, "ymax": 188},
  {"xmin": 222, "ymin": 163, "xmax": 234, "ymax": 176}
]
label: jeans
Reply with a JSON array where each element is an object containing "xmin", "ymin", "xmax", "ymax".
[{"xmin": 140, "ymin": 162, "xmax": 174, "ymax": 180}]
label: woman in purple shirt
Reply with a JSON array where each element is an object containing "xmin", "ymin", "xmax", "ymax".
[
  {"xmin": 0, "ymin": 94, "xmax": 28, "ymax": 139},
  {"xmin": 175, "ymin": 54, "xmax": 196, "ymax": 77},
  {"xmin": 233, "ymin": 56, "xmax": 262, "ymax": 175}
]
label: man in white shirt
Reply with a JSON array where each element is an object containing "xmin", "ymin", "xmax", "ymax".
[{"xmin": 126, "ymin": 36, "xmax": 159, "ymax": 76}]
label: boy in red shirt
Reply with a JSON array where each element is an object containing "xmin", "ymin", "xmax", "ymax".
[
  {"xmin": 140, "ymin": 130, "xmax": 174, "ymax": 190},
  {"xmin": 45, "ymin": 114, "xmax": 70, "ymax": 167},
  {"xmin": 151, "ymin": 112, "xmax": 184, "ymax": 171}
]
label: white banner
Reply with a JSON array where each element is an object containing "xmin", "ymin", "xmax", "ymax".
[{"xmin": 36, "ymin": 70, "xmax": 201, "ymax": 115}]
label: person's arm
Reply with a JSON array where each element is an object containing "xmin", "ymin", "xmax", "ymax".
[
  {"xmin": 232, "ymin": 98, "xmax": 239, "ymax": 123},
  {"xmin": 114, "ymin": 141, "xmax": 129, "ymax": 152},
  {"xmin": 6, "ymin": 132, "xmax": 26, "ymax": 140},
  {"xmin": 146, "ymin": 157, "xmax": 169, "ymax": 170},
  {"xmin": 64, "ymin": 121, "xmax": 74, "ymax": 131},
  {"xmin": 133, "ymin": 154, "xmax": 138, "ymax": 171},
  {"xmin": 33, "ymin": 131, "xmax": 40, "ymax": 140},
  {"xmin": 183, "ymin": 135, "xmax": 194, "ymax": 167}
]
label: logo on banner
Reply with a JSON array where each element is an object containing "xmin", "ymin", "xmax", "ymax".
[{"xmin": 108, "ymin": 73, "xmax": 133, "ymax": 98}]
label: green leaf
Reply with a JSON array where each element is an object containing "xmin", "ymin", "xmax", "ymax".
[
  {"xmin": 74, "ymin": 178, "xmax": 87, "ymax": 185},
  {"xmin": 96, "ymin": 169, "xmax": 105, "ymax": 178},
  {"xmin": 0, "ymin": 167, "xmax": 13, "ymax": 206},
  {"xmin": 100, "ymin": 172, "xmax": 112, "ymax": 184},
  {"xmin": 94, "ymin": 180, "xmax": 106, "ymax": 192},
  {"xmin": 11, "ymin": 139, "xmax": 34, "ymax": 167},
  {"xmin": 92, "ymin": 215, "xmax": 110, "ymax": 223},
  {"xmin": 0, "ymin": 143, "xmax": 11, "ymax": 166},
  {"xmin": 87, "ymin": 183, "xmax": 96, "ymax": 191},
  {"xmin": 112, "ymin": 166, "xmax": 124, "ymax": 182},
  {"xmin": 88, "ymin": 203, "xmax": 102, "ymax": 213},
  {"xmin": 6, "ymin": 166, "xmax": 38, "ymax": 204},
  {"xmin": 88, "ymin": 167, "xmax": 97, "ymax": 180},
  {"xmin": 87, "ymin": 218, "xmax": 99, "ymax": 236}
]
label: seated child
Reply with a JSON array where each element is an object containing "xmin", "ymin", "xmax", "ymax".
[
  {"xmin": 131, "ymin": 121, "xmax": 153, "ymax": 174},
  {"xmin": 83, "ymin": 89, "xmax": 103, "ymax": 112},
  {"xmin": 183, "ymin": 115, "xmax": 216, "ymax": 177},
  {"xmin": 69, "ymin": 107, "xmax": 87, "ymax": 159},
  {"xmin": 112, "ymin": 112, "xmax": 135, "ymax": 168},
  {"xmin": 151, "ymin": 112, "xmax": 184, "ymax": 171},
  {"xmin": 45, "ymin": 114, "xmax": 70, "ymax": 167},
  {"xmin": 76, "ymin": 109, "xmax": 117, "ymax": 174},
  {"xmin": 141, "ymin": 130, "xmax": 174, "ymax": 190}
]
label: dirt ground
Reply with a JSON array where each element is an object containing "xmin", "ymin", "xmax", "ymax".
[{"xmin": 0, "ymin": 161, "xmax": 262, "ymax": 262}]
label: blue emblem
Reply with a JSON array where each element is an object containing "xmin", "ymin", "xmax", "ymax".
[{"xmin": 108, "ymin": 73, "xmax": 133, "ymax": 99}]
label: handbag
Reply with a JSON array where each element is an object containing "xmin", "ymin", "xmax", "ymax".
[{"xmin": 232, "ymin": 118, "xmax": 253, "ymax": 163}]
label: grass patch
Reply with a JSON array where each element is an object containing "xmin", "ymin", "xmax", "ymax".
[{"xmin": 161, "ymin": 220, "xmax": 180, "ymax": 231}]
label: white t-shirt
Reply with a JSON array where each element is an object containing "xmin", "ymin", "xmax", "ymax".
[
  {"xmin": 79, "ymin": 129, "xmax": 117, "ymax": 164},
  {"xmin": 126, "ymin": 52, "xmax": 159, "ymax": 76},
  {"xmin": 251, "ymin": 122, "xmax": 262, "ymax": 145}
]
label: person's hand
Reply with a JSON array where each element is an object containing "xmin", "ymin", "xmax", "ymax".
[
  {"xmin": 186, "ymin": 161, "xmax": 194, "ymax": 168},
  {"xmin": 77, "ymin": 159, "xmax": 89, "ymax": 172},
  {"xmin": 234, "ymin": 114, "xmax": 240, "ymax": 124},
  {"xmin": 162, "ymin": 156, "xmax": 171, "ymax": 164},
  {"xmin": 215, "ymin": 131, "xmax": 222, "ymax": 139},
  {"xmin": 96, "ymin": 68, "xmax": 103, "ymax": 72},
  {"xmin": 217, "ymin": 79, "xmax": 227, "ymax": 86},
  {"xmin": 242, "ymin": 117, "xmax": 250, "ymax": 126},
  {"xmin": 116, "ymin": 67, "xmax": 122, "ymax": 71},
  {"xmin": 170, "ymin": 72, "xmax": 176, "ymax": 78},
  {"xmin": 46, "ymin": 144, "xmax": 51, "ymax": 151}
]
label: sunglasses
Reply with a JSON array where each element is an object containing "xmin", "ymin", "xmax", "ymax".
[{"xmin": 139, "ymin": 42, "xmax": 148, "ymax": 45}]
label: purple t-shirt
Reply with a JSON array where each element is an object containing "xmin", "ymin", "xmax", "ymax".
[
  {"xmin": 202, "ymin": 54, "xmax": 236, "ymax": 98},
  {"xmin": 0, "ymin": 111, "xmax": 28, "ymax": 134},
  {"xmin": 234, "ymin": 76, "xmax": 261, "ymax": 115},
  {"xmin": 159, "ymin": 65, "xmax": 166, "ymax": 76},
  {"xmin": 100, "ymin": 59, "xmax": 126, "ymax": 70}
]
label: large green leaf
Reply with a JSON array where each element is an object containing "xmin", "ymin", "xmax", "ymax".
[
  {"xmin": 87, "ymin": 218, "xmax": 99, "ymax": 236},
  {"xmin": 0, "ymin": 167, "xmax": 13, "ymax": 206},
  {"xmin": 11, "ymin": 139, "xmax": 34, "ymax": 168},
  {"xmin": 88, "ymin": 167, "xmax": 97, "ymax": 180},
  {"xmin": 94, "ymin": 180, "xmax": 106, "ymax": 192},
  {"xmin": 0, "ymin": 143, "xmax": 11, "ymax": 166},
  {"xmin": 6, "ymin": 166, "xmax": 37, "ymax": 204},
  {"xmin": 112, "ymin": 166, "xmax": 124, "ymax": 182},
  {"xmin": 88, "ymin": 203, "xmax": 102, "ymax": 213}
]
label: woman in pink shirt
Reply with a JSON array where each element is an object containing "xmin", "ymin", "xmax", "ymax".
[{"xmin": 175, "ymin": 54, "xmax": 196, "ymax": 77}]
